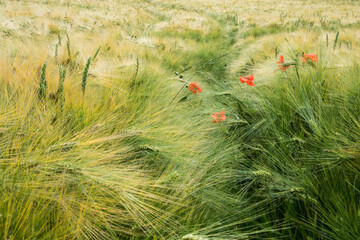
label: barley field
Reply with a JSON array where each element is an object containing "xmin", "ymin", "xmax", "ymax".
[{"xmin": 1, "ymin": 0, "xmax": 360, "ymax": 239}]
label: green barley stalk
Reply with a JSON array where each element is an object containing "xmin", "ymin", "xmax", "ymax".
[
  {"xmin": 55, "ymin": 43, "xmax": 59, "ymax": 59},
  {"xmin": 66, "ymin": 32, "xmax": 71, "ymax": 58},
  {"xmin": 57, "ymin": 65, "xmax": 66, "ymax": 96},
  {"xmin": 57, "ymin": 65, "xmax": 66, "ymax": 110},
  {"xmin": 58, "ymin": 34, "xmax": 62, "ymax": 46},
  {"xmin": 39, "ymin": 62, "xmax": 47, "ymax": 99},
  {"xmin": 129, "ymin": 57, "xmax": 139, "ymax": 96},
  {"xmin": 92, "ymin": 46, "xmax": 101, "ymax": 61},
  {"xmin": 326, "ymin": 34, "xmax": 328, "ymax": 48},
  {"xmin": 81, "ymin": 57, "xmax": 92, "ymax": 95},
  {"xmin": 333, "ymin": 31, "xmax": 339, "ymax": 50},
  {"xmin": 294, "ymin": 62, "xmax": 300, "ymax": 80}
]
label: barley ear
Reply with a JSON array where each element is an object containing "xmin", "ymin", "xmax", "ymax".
[
  {"xmin": 333, "ymin": 31, "xmax": 339, "ymax": 50},
  {"xmin": 66, "ymin": 32, "xmax": 71, "ymax": 58},
  {"xmin": 38, "ymin": 62, "xmax": 47, "ymax": 99},
  {"xmin": 326, "ymin": 34, "xmax": 328, "ymax": 48},
  {"xmin": 92, "ymin": 46, "xmax": 101, "ymax": 61},
  {"xmin": 81, "ymin": 57, "xmax": 92, "ymax": 95},
  {"xmin": 55, "ymin": 43, "xmax": 59, "ymax": 59},
  {"xmin": 57, "ymin": 65, "xmax": 66, "ymax": 96}
]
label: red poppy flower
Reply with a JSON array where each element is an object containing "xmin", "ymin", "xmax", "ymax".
[
  {"xmin": 211, "ymin": 110, "xmax": 226, "ymax": 123},
  {"xmin": 276, "ymin": 55, "xmax": 291, "ymax": 71},
  {"xmin": 301, "ymin": 53, "xmax": 318, "ymax": 63},
  {"xmin": 239, "ymin": 75, "xmax": 255, "ymax": 86},
  {"xmin": 188, "ymin": 81, "xmax": 203, "ymax": 94}
]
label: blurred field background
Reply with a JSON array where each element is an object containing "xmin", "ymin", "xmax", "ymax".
[{"xmin": 1, "ymin": 0, "xmax": 360, "ymax": 239}]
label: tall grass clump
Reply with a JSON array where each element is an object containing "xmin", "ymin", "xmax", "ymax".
[{"xmin": 221, "ymin": 50, "xmax": 360, "ymax": 239}]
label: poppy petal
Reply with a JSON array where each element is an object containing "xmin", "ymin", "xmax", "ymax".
[
  {"xmin": 246, "ymin": 75, "xmax": 254, "ymax": 81},
  {"xmin": 239, "ymin": 76, "xmax": 246, "ymax": 83}
]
